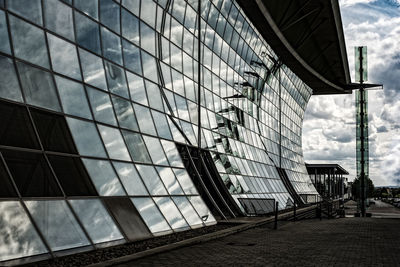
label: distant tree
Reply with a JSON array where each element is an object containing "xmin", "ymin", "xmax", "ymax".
[{"xmin": 351, "ymin": 177, "xmax": 375, "ymax": 199}]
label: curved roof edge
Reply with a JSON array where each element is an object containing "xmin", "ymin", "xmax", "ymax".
[{"xmin": 236, "ymin": 0, "xmax": 352, "ymax": 95}]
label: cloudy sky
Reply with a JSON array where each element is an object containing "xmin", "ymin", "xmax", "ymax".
[{"xmin": 302, "ymin": 0, "xmax": 400, "ymax": 186}]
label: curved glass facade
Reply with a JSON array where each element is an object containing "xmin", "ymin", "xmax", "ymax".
[{"xmin": 0, "ymin": 0, "xmax": 318, "ymax": 263}]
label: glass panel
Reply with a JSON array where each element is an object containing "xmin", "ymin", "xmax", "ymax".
[
  {"xmin": 74, "ymin": 0, "xmax": 98, "ymax": 20},
  {"xmin": 47, "ymin": 155, "xmax": 97, "ymax": 196},
  {"xmin": 2, "ymin": 149, "xmax": 62, "ymax": 197},
  {"xmin": 131, "ymin": 198, "xmax": 171, "ymax": 234},
  {"xmin": 0, "ymin": 10, "xmax": 11, "ymax": 54},
  {"xmin": 0, "ymin": 160, "xmax": 17, "ymax": 197},
  {"xmin": 17, "ymin": 62, "xmax": 61, "ymax": 111},
  {"xmin": 102, "ymin": 197, "xmax": 151, "ymax": 241},
  {"xmin": 140, "ymin": 0, "xmax": 156, "ymax": 29},
  {"xmin": 122, "ymin": 40, "xmax": 142, "ymax": 75},
  {"xmin": 82, "ymin": 158, "xmax": 125, "ymax": 196},
  {"xmin": 79, "ymin": 49, "xmax": 107, "ymax": 90},
  {"xmin": 113, "ymin": 162, "xmax": 148, "ymax": 195},
  {"xmin": 143, "ymin": 136, "xmax": 169, "ymax": 166},
  {"xmin": 0, "ymin": 201, "xmax": 47, "ymax": 262},
  {"xmin": 55, "ymin": 76, "xmax": 92, "ymax": 119},
  {"xmin": 98, "ymin": 125, "xmax": 131, "ymax": 161},
  {"xmin": 0, "ymin": 101, "xmax": 40, "ymax": 149},
  {"xmin": 136, "ymin": 164, "xmax": 168, "ymax": 195},
  {"xmin": 133, "ymin": 104, "xmax": 157, "ymax": 136},
  {"xmin": 156, "ymin": 167, "xmax": 184, "ymax": 195},
  {"xmin": 121, "ymin": 130, "xmax": 152, "ymax": 163},
  {"xmin": 141, "ymin": 51, "xmax": 158, "ymax": 83},
  {"xmin": 144, "ymin": 81, "xmax": 163, "ymax": 111},
  {"xmin": 122, "ymin": 0, "xmax": 139, "ymax": 16},
  {"xmin": 100, "ymin": 0, "xmax": 120, "ymax": 33},
  {"xmin": 66, "ymin": 117, "xmax": 107, "ymax": 157},
  {"xmin": 101, "ymin": 27, "xmax": 122, "ymax": 65},
  {"xmin": 126, "ymin": 71, "xmax": 148, "ymax": 105},
  {"xmin": 30, "ymin": 108, "xmax": 77, "ymax": 154},
  {"xmin": 0, "ymin": 55, "xmax": 23, "ymax": 102},
  {"xmin": 104, "ymin": 61, "xmax": 129, "ymax": 98},
  {"xmin": 7, "ymin": 0, "xmax": 43, "ymax": 25},
  {"xmin": 9, "ymin": 15, "xmax": 49, "ymax": 68},
  {"xmin": 87, "ymin": 87, "xmax": 117, "ymax": 126},
  {"xmin": 161, "ymin": 140, "xmax": 184, "ymax": 168},
  {"xmin": 111, "ymin": 96, "xmax": 139, "ymax": 131},
  {"xmin": 172, "ymin": 196, "xmax": 203, "ymax": 227},
  {"xmin": 75, "ymin": 11, "xmax": 101, "ymax": 54},
  {"xmin": 25, "ymin": 200, "xmax": 90, "ymax": 251},
  {"xmin": 151, "ymin": 110, "xmax": 172, "ymax": 139},
  {"xmin": 188, "ymin": 196, "xmax": 216, "ymax": 224},
  {"xmin": 121, "ymin": 8, "xmax": 139, "ymax": 45},
  {"xmin": 47, "ymin": 34, "xmax": 81, "ymax": 80},
  {"xmin": 44, "ymin": 0, "xmax": 74, "ymax": 41},
  {"xmin": 140, "ymin": 22, "xmax": 156, "ymax": 56},
  {"xmin": 69, "ymin": 199, "xmax": 124, "ymax": 243},
  {"xmin": 153, "ymin": 197, "xmax": 189, "ymax": 230},
  {"xmin": 173, "ymin": 168, "xmax": 197, "ymax": 195}
]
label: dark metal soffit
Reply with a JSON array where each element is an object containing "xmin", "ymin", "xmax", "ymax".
[
  {"xmin": 305, "ymin": 163, "xmax": 349, "ymax": 175},
  {"xmin": 236, "ymin": 0, "xmax": 352, "ymax": 95}
]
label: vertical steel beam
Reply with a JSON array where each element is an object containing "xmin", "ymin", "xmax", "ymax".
[{"xmin": 359, "ymin": 46, "xmax": 366, "ymax": 217}]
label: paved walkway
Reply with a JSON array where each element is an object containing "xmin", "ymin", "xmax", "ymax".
[{"xmin": 117, "ymin": 207, "xmax": 400, "ymax": 266}]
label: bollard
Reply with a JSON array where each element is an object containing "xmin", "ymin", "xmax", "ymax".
[
  {"xmin": 293, "ymin": 202, "xmax": 296, "ymax": 222},
  {"xmin": 274, "ymin": 201, "xmax": 279, "ymax": 230}
]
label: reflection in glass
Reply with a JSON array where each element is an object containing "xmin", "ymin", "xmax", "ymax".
[
  {"xmin": 9, "ymin": 15, "xmax": 49, "ymax": 68},
  {"xmin": 153, "ymin": 197, "xmax": 189, "ymax": 230},
  {"xmin": 47, "ymin": 34, "xmax": 81, "ymax": 80},
  {"xmin": 122, "ymin": 40, "xmax": 142, "ymax": 75},
  {"xmin": 66, "ymin": 117, "xmax": 107, "ymax": 157},
  {"xmin": 105, "ymin": 61, "xmax": 129, "ymax": 98},
  {"xmin": 188, "ymin": 196, "xmax": 216, "ymax": 224},
  {"xmin": 156, "ymin": 167, "xmax": 184, "ymax": 195},
  {"xmin": 69, "ymin": 199, "xmax": 124, "ymax": 243},
  {"xmin": 79, "ymin": 49, "xmax": 108, "ymax": 90},
  {"xmin": 82, "ymin": 158, "xmax": 125, "ymax": 196},
  {"xmin": 140, "ymin": 0, "xmax": 156, "ymax": 28},
  {"xmin": 126, "ymin": 72, "xmax": 148, "ymax": 105},
  {"xmin": 121, "ymin": 8, "xmax": 139, "ymax": 45},
  {"xmin": 151, "ymin": 111, "xmax": 172, "ymax": 139},
  {"xmin": 121, "ymin": 130, "xmax": 152, "ymax": 163},
  {"xmin": 172, "ymin": 196, "xmax": 203, "ymax": 227},
  {"xmin": 17, "ymin": 62, "xmax": 60, "ymax": 111},
  {"xmin": 101, "ymin": 27, "xmax": 122, "ymax": 65},
  {"xmin": 0, "ymin": 10, "xmax": 11, "ymax": 54},
  {"xmin": 75, "ymin": 12, "xmax": 101, "ymax": 54},
  {"xmin": 113, "ymin": 162, "xmax": 148, "ymax": 195},
  {"xmin": 144, "ymin": 80, "xmax": 163, "ymax": 111},
  {"xmin": 161, "ymin": 140, "xmax": 184, "ymax": 167},
  {"xmin": 111, "ymin": 96, "xmax": 139, "ymax": 131},
  {"xmin": 131, "ymin": 198, "xmax": 171, "ymax": 234},
  {"xmin": 87, "ymin": 87, "xmax": 117, "ymax": 126},
  {"xmin": 25, "ymin": 200, "xmax": 90, "ymax": 251},
  {"xmin": 0, "ymin": 201, "xmax": 47, "ymax": 262},
  {"xmin": 133, "ymin": 104, "xmax": 157, "ymax": 136},
  {"xmin": 141, "ymin": 51, "xmax": 158, "ymax": 83},
  {"xmin": 136, "ymin": 165, "xmax": 168, "ymax": 195},
  {"xmin": 122, "ymin": 0, "xmax": 139, "ymax": 16},
  {"xmin": 74, "ymin": 0, "xmax": 98, "ymax": 19},
  {"xmin": 44, "ymin": 0, "xmax": 74, "ymax": 41},
  {"xmin": 98, "ymin": 125, "xmax": 131, "ymax": 161},
  {"xmin": 143, "ymin": 136, "xmax": 169, "ymax": 166},
  {"xmin": 55, "ymin": 76, "xmax": 92, "ymax": 119},
  {"xmin": 100, "ymin": 0, "xmax": 120, "ymax": 33},
  {"xmin": 0, "ymin": 55, "xmax": 23, "ymax": 102},
  {"xmin": 7, "ymin": 0, "xmax": 43, "ymax": 25},
  {"xmin": 173, "ymin": 168, "xmax": 198, "ymax": 195}
]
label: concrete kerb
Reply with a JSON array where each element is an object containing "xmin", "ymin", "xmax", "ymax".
[{"xmin": 86, "ymin": 205, "xmax": 318, "ymax": 267}]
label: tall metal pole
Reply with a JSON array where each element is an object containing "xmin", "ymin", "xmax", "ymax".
[{"xmin": 359, "ymin": 46, "xmax": 366, "ymax": 217}]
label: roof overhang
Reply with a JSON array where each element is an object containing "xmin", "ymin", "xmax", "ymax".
[
  {"xmin": 305, "ymin": 163, "xmax": 349, "ymax": 175},
  {"xmin": 236, "ymin": 0, "xmax": 352, "ymax": 95}
]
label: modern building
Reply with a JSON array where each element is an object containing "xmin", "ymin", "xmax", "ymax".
[{"xmin": 0, "ymin": 0, "xmax": 352, "ymax": 264}]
